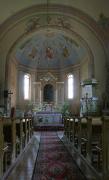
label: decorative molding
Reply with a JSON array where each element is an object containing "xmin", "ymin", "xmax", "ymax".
[
  {"xmin": 25, "ymin": 15, "xmax": 72, "ymax": 33},
  {"xmin": 0, "ymin": 4, "xmax": 106, "ymax": 45},
  {"xmin": 40, "ymin": 72, "xmax": 57, "ymax": 82},
  {"xmin": 98, "ymin": 13, "xmax": 109, "ymax": 29},
  {"xmin": 98, "ymin": 13, "xmax": 109, "ymax": 39}
]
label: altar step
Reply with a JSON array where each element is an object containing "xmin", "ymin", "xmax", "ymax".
[{"xmin": 34, "ymin": 124, "xmax": 64, "ymax": 131}]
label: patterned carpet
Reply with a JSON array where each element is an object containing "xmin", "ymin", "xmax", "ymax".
[
  {"xmin": 32, "ymin": 131, "xmax": 86, "ymax": 180},
  {"xmin": 34, "ymin": 124, "xmax": 64, "ymax": 131}
]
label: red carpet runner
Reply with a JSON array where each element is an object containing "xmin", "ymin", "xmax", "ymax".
[{"xmin": 32, "ymin": 131, "xmax": 86, "ymax": 180}]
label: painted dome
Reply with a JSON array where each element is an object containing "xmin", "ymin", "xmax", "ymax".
[{"xmin": 15, "ymin": 30, "xmax": 86, "ymax": 69}]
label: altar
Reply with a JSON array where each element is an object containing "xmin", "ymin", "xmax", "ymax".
[{"xmin": 33, "ymin": 112, "xmax": 62, "ymax": 126}]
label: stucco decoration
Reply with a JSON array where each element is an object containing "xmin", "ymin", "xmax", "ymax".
[
  {"xmin": 40, "ymin": 72, "xmax": 57, "ymax": 82},
  {"xmin": 98, "ymin": 13, "xmax": 109, "ymax": 29},
  {"xmin": 98, "ymin": 13, "xmax": 109, "ymax": 39},
  {"xmin": 25, "ymin": 15, "xmax": 72, "ymax": 33}
]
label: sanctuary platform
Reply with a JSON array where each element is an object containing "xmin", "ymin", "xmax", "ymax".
[{"xmin": 33, "ymin": 111, "xmax": 63, "ymax": 131}]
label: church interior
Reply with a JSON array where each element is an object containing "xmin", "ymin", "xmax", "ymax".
[{"xmin": 0, "ymin": 0, "xmax": 109, "ymax": 179}]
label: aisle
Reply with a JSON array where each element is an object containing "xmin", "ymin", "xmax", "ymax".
[{"xmin": 32, "ymin": 131, "xmax": 87, "ymax": 180}]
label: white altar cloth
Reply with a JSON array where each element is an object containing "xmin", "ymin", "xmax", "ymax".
[{"xmin": 33, "ymin": 112, "xmax": 62, "ymax": 125}]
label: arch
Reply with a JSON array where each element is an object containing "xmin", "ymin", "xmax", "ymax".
[
  {"xmin": 5, "ymin": 26, "xmax": 94, "ymax": 90},
  {"xmin": 2, "ymin": 3, "xmax": 107, "ymax": 103},
  {"xmin": 43, "ymin": 84, "xmax": 54, "ymax": 102},
  {"xmin": 4, "ymin": 3, "xmax": 106, "ymax": 85}
]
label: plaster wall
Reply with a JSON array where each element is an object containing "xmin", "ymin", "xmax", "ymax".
[
  {"xmin": 0, "ymin": 5, "xmax": 107, "ymax": 111},
  {"xmin": 0, "ymin": 0, "xmax": 109, "ymax": 24},
  {"xmin": 7, "ymin": 59, "xmax": 17, "ymax": 107}
]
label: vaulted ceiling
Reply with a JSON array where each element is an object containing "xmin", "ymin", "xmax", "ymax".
[
  {"xmin": 0, "ymin": 0, "xmax": 109, "ymax": 25},
  {"xmin": 15, "ymin": 29, "xmax": 86, "ymax": 69},
  {"xmin": 0, "ymin": 0, "xmax": 107, "ymax": 71}
]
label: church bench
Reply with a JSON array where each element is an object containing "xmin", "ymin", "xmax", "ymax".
[
  {"xmin": 73, "ymin": 118, "xmax": 79, "ymax": 148},
  {"xmin": 63, "ymin": 117, "xmax": 70, "ymax": 138},
  {"xmin": 90, "ymin": 117, "xmax": 102, "ymax": 171},
  {"xmin": 69, "ymin": 118, "xmax": 74, "ymax": 142},
  {"xmin": 64, "ymin": 117, "xmax": 75, "ymax": 143},
  {"xmin": 22, "ymin": 117, "xmax": 33, "ymax": 146},
  {"xmin": 26, "ymin": 117, "xmax": 32, "ymax": 142},
  {"xmin": 63, "ymin": 115, "xmax": 109, "ymax": 179},
  {"xmin": 2, "ymin": 118, "xmax": 16, "ymax": 173},
  {"xmin": 66, "ymin": 118, "xmax": 73, "ymax": 140},
  {"xmin": 0, "ymin": 118, "xmax": 4, "ymax": 177},
  {"xmin": 63, "ymin": 116, "xmax": 67, "ymax": 135},
  {"xmin": 79, "ymin": 117, "xmax": 88, "ymax": 157},
  {"xmin": 15, "ymin": 119, "xmax": 22, "ymax": 157},
  {"xmin": 0, "ymin": 116, "xmax": 33, "ymax": 180}
]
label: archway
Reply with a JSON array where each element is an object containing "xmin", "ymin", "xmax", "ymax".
[
  {"xmin": 3, "ymin": 3, "xmax": 106, "ymax": 111},
  {"xmin": 43, "ymin": 84, "xmax": 54, "ymax": 102}
]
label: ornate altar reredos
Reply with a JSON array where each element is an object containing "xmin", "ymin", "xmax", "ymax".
[
  {"xmin": 32, "ymin": 72, "xmax": 64, "ymax": 126},
  {"xmin": 33, "ymin": 72, "xmax": 64, "ymax": 108},
  {"xmin": 80, "ymin": 79, "xmax": 99, "ymax": 116}
]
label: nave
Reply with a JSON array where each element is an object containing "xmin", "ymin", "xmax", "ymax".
[
  {"xmin": 1, "ymin": 115, "xmax": 109, "ymax": 180},
  {"xmin": 0, "ymin": 1, "xmax": 109, "ymax": 179},
  {"xmin": 4, "ymin": 131, "xmax": 87, "ymax": 180}
]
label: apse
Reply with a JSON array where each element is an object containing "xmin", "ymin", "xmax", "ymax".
[{"xmin": 15, "ymin": 29, "xmax": 87, "ymax": 69}]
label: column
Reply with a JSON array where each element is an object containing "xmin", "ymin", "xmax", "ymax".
[
  {"xmin": 56, "ymin": 82, "xmax": 64, "ymax": 105},
  {"xmin": 35, "ymin": 82, "xmax": 41, "ymax": 104}
]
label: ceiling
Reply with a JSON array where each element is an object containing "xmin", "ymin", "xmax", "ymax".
[
  {"xmin": 0, "ymin": 0, "xmax": 109, "ymax": 25},
  {"xmin": 0, "ymin": 0, "xmax": 107, "ymax": 70},
  {"xmin": 15, "ymin": 29, "xmax": 86, "ymax": 69}
]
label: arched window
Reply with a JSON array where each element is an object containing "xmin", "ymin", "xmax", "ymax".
[
  {"xmin": 24, "ymin": 74, "xmax": 31, "ymax": 100},
  {"xmin": 68, "ymin": 74, "xmax": 74, "ymax": 99}
]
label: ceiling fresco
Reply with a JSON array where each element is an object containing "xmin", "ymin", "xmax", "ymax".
[{"xmin": 15, "ymin": 30, "xmax": 86, "ymax": 69}]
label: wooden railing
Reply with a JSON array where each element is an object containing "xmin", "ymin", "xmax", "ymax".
[
  {"xmin": 63, "ymin": 115, "xmax": 109, "ymax": 180},
  {"xmin": 0, "ymin": 117, "xmax": 33, "ymax": 179}
]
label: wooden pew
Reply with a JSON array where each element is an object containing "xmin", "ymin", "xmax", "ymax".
[
  {"xmin": 90, "ymin": 117, "xmax": 102, "ymax": 171},
  {"xmin": 2, "ymin": 118, "xmax": 16, "ymax": 173},
  {"xmin": 78, "ymin": 117, "xmax": 88, "ymax": 157},
  {"xmin": 74, "ymin": 117, "xmax": 79, "ymax": 149},
  {"xmin": 16, "ymin": 119, "xmax": 22, "ymax": 157},
  {"xmin": 102, "ymin": 116, "xmax": 109, "ymax": 180},
  {"xmin": 0, "ymin": 116, "xmax": 33, "ymax": 179},
  {"xmin": 64, "ymin": 117, "xmax": 70, "ymax": 138},
  {"xmin": 63, "ymin": 116, "xmax": 67, "ymax": 136},
  {"xmin": 69, "ymin": 118, "xmax": 74, "ymax": 142},
  {"xmin": 0, "ymin": 118, "xmax": 4, "ymax": 178},
  {"xmin": 63, "ymin": 115, "xmax": 109, "ymax": 179}
]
